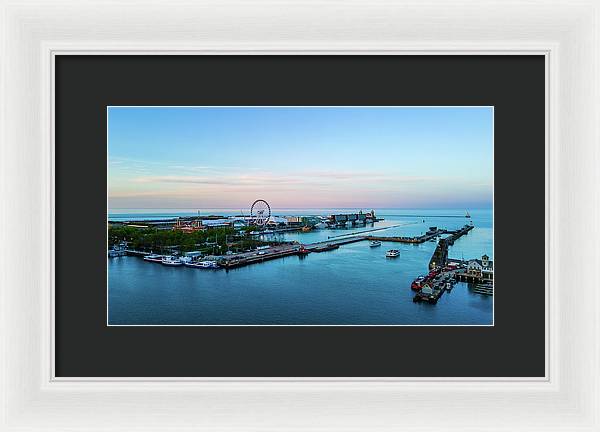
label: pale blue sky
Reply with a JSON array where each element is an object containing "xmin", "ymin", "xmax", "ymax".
[{"xmin": 108, "ymin": 106, "xmax": 493, "ymax": 209}]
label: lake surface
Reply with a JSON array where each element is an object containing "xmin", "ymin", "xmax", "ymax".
[{"xmin": 108, "ymin": 209, "xmax": 493, "ymax": 325}]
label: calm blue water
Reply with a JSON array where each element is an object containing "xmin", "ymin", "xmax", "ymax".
[{"xmin": 108, "ymin": 209, "xmax": 493, "ymax": 325}]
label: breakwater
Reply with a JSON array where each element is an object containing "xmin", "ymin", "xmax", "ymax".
[
  {"xmin": 366, "ymin": 226, "xmax": 447, "ymax": 244},
  {"xmin": 428, "ymin": 224, "xmax": 474, "ymax": 270}
]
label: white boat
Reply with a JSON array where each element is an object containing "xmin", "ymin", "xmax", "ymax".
[
  {"xmin": 143, "ymin": 253, "xmax": 163, "ymax": 263},
  {"xmin": 108, "ymin": 248, "xmax": 126, "ymax": 257},
  {"xmin": 386, "ymin": 249, "xmax": 400, "ymax": 258},
  {"xmin": 108, "ymin": 242, "xmax": 127, "ymax": 257},
  {"xmin": 161, "ymin": 255, "xmax": 183, "ymax": 266},
  {"xmin": 370, "ymin": 241, "xmax": 382, "ymax": 247},
  {"xmin": 184, "ymin": 261, "xmax": 210, "ymax": 269},
  {"xmin": 184, "ymin": 260, "xmax": 218, "ymax": 269},
  {"xmin": 180, "ymin": 251, "xmax": 203, "ymax": 264}
]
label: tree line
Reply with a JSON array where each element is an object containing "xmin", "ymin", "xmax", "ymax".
[{"xmin": 108, "ymin": 225, "xmax": 280, "ymax": 255}]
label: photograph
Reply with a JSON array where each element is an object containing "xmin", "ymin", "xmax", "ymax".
[{"xmin": 107, "ymin": 106, "xmax": 494, "ymax": 326}]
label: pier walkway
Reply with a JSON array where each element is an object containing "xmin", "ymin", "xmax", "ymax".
[
  {"xmin": 220, "ymin": 236, "xmax": 368, "ymax": 269},
  {"xmin": 326, "ymin": 222, "xmax": 418, "ymax": 239},
  {"xmin": 367, "ymin": 226, "xmax": 447, "ymax": 244},
  {"xmin": 428, "ymin": 224, "xmax": 474, "ymax": 270}
]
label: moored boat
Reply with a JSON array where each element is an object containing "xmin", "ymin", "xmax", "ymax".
[
  {"xmin": 161, "ymin": 255, "xmax": 183, "ymax": 266},
  {"xmin": 108, "ymin": 242, "xmax": 127, "ymax": 257},
  {"xmin": 143, "ymin": 253, "xmax": 163, "ymax": 263},
  {"xmin": 369, "ymin": 240, "xmax": 382, "ymax": 247},
  {"xmin": 411, "ymin": 276, "xmax": 425, "ymax": 290},
  {"xmin": 185, "ymin": 260, "xmax": 218, "ymax": 269},
  {"xmin": 108, "ymin": 248, "xmax": 126, "ymax": 257}
]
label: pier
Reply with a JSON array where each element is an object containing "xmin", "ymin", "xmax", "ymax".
[
  {"xmin": 220, "ymin": 247, "xmax": 302, "ymax": 269},
  {"xmin": 412, "ymin": 272, "xmax": 458, "ymax": 304},
  {"xmin": 428, "ymin": 224, "xmax": 474, "ymax": 270},
  {"xmin": 409, "ymin": 223, "xmax": 493, "ymax": 304},
  {"xmin": 367, "ymin": 226, "xmax": 447, "ymax": 244},
  {"xmin": 218, "ymin": 236, "xmax": 367, "ymax": 269},
  {"xmin": 326, "ymin": 222, "xmax": 417, "ymax": 239}
]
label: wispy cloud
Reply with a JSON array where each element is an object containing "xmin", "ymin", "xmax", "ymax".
[
  {"xmin": 132, "ymin": 174, "xmax": 304, "ymax": 186},
  {"xmin": 130, "ymin": 171, "xmax": 441, "ymax": 188},
  {"xmin": 107, "ymin": 106, "xmax": 492, "ymax": 208}
]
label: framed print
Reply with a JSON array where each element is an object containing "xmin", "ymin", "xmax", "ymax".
[
  {"xmin": 1, "ymin": 1, "xmax": 599, "ymax": 431},
  {"xmin": 55, "ymin": 55, "xmax": 541, "ymax": 378}
]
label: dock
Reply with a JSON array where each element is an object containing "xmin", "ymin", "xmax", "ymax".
[
  {"xmin": 327, "ymin": 222, "xmax": 417, "ymax": 239},
  {"xmin": 428, "ymin": 224, "xmax": 474, "ymax": 270},
  {"xmin": 220, "ymin": 248, "xmax": 302, "ymax": 269},
  {"xmin": 124, "ymin": 249, "xmax": 150, "ymax": 257},
  {"xmin": 472, "ymin": 281, "xmax": 494, "ymax": 295},
  {"xmin": 219, "ymin": 236, "xmax": 367, "ymax": 269},
  {"xmin": 366, "ymin": 226, "xmax": 453, "ymax": 245},
  {"xmin": 412, "ymin": 272, "xmax": 457, "ymax": 304}
]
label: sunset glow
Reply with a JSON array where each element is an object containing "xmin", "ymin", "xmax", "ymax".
[{"xmin": 108, "ymin": 107, "xmax": 493, "ymax": 209}]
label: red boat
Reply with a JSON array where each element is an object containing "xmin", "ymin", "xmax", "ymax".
[{"xmin": 411, "ymin": 276, "xmax": 425, "ymax": 290}]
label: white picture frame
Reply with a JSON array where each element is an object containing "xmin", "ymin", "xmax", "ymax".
[{"xmin": 1, "ymin": 0, "xmax": 598, "ymax": 430}]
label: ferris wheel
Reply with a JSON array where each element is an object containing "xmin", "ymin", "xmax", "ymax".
[{"xmin": 250, "ymin": 199, "xmax": 271, "ymax": 227}]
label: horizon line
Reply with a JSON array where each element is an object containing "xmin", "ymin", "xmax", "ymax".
[{"xmin": 108, "ymin": 207, "xmax": 493, "ymax": 211}]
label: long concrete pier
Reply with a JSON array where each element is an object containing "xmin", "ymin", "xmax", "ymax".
[
  {"xmin": 366, "ymin": 226, "xmax": 448, "ymax": 244},
  {"xmin": 428, "ymin": 224, "xmax": 474, "ymax": 270},
  {"xmin": 220, "ymin": 236, "xmax": 368, "ymax": 269},
  {"xmin": 327, "ymin": 221, "xmax": 420, "ymax": 239}
]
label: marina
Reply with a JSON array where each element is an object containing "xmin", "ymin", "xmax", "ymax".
[{"xmin": 108, "ymin": 208, "xmax": 493, "ymax": 324}]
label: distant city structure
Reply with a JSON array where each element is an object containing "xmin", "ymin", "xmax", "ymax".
[
  {"xmin": 117, "ymin": 205, "xmax": 395, "ymax": 234},
  {"xmin": 142, "ymin": 206, "xmax": 386, "ymax": 233},
  {"xmin": 172, "ymin": 218, "xmax": 203, "ymax": 232},
  {"xmin": 328, "ymin": 210, "xmax": 378, "ymax": 226}
]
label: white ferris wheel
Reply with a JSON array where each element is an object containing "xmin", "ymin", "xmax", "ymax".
[{"xmin": 250, "ymin": 199, "xmax": 271, "ymax": 227}]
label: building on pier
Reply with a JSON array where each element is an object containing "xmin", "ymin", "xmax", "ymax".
[
  {"xmin": 173, "ymin": 218, "xmax": 205, "ymax": 232},
  {"xmin": 328, "ymin": 210, "xmax": 377, "ymax": 225},
  {"xmin": 465, "ymin": 254, "xmax": 494, "ymax": 281}
]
